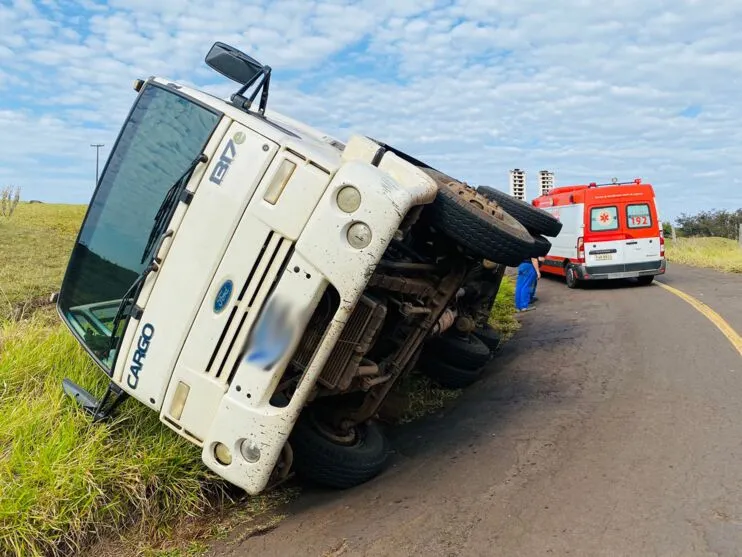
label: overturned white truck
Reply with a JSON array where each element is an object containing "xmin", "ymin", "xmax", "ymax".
[{"xmin": 58, "ymin": 43, "xmax": 561, "ymax": 494}]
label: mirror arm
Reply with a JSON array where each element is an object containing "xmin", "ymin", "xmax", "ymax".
[
  {"xmin": 234, "ymin": 69, "xmax": 264, "ymax": 98},
  {"xmin": 258, "ymin": 67, "xmax": 271, "ymax": 115},
  {"xmin": 246, "ymin": 68, "xmax": 270, "ymax": 113}
]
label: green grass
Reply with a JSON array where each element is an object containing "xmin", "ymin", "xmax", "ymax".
[
  {"xmin": 0, "ymin": 203, "xmax": 87, "ymax": 319},
  {"xmin": 0, "ymin": 317, "xmax": 234, "ymax": 556},
  {"xmin": 394, "ymin": 374, "xmax": 464, "ymax": 424},
  {"xmin": 489, "ymin": 275, "xmax": 520, "ymax": 339},
  {"xmin": 666, "ymin": 237, "xmax": 742, "ymax": 273}
]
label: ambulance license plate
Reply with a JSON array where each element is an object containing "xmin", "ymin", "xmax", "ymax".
[{"xmin": 595, "ymin": 254, "xmax": 613, "ymax": 261}]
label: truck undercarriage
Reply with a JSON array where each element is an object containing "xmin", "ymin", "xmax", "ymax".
[{"xmin": 263, "ymin": 163, "xmax": 540, "ymax": 489}]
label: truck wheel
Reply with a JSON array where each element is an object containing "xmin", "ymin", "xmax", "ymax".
[
  {"xmin": 565, "ymin": 265, "xmax": 580, "ymax": 289},
  {"xmin": 289, "ymin": 411, "xmax": 389, "ymax": 489},
  {"xmin": 424, "ymin": 332, "xmax": 491, "ymax": 370},
  {"xmin": 424, "ymin": 170, "xmax": 535, "ymax": 267},
  {"xmin": 636, "ymin": 276, "xmax": 654, "ymax": 286},
  {"xmin": 473, "ymin": 325, "xmax": 502, "ymax": 353},
  {"xmin": 530, "ymin": 234, "xmax": 552, "ymax": 258},
  {"xmin": 424, "ymin": 359, "xmax": 484, "ymax": 389},
  {"xmin": 477, "ymin": 186, "xmax": 563, "ymax": 237}
]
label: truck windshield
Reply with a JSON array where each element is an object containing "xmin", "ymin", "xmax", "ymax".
[{"xmin": 58, "ymin": 83, "xmax": 221, "ymax": 373}]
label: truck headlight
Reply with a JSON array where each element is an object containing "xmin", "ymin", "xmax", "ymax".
[
  {"xmin": 336, "ymin": 185, "xmax": 361, "ymax": 213},
  {"xmin": 214, "ymin": 442, "xmax": 232, "ymax": 465},
  {"xmin": 347, "ymin": 222, "xmax": 372, "ymax": 249},
  {"xmin": 240, "ymin": 439, "xmax": 261, "ymax": 463}
]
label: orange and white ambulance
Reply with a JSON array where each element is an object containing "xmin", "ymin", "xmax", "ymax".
[{"xmin": 532, "ymin": 179, "xmax": 666, "ymax": 288}]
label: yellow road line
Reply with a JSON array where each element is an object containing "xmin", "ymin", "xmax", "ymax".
[{"xmin": 656, "ymin": 281, "xmax": 742, "ymax": 358}]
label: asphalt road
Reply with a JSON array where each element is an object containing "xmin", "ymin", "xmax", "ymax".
[{"xmin": 217, "ymin": 263, "xmax": 742, "ymax": 557}]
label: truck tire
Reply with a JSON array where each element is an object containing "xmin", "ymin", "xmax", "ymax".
[
  {"xmin": 424, "ymin": 170, "xmax": 535, "ymax": 267},
  {"xmin": 424, "ymin": 332, "xmax": 491, "ymax": 370},
  {"xmin": 473, "ymin": 325, "xmax": 502, "ymax": 353},
  {"xmin": 477, "ymin": 186, "xmax": 563, "ymax": 237},
  {"xmin": 290, "ymin": 412, "xmax": 389, "ymax": 489},
  {"xmin": 636, "ymin": 275, "xmax": 654, "ymax": 286},
  {"xmin": 530, "ymin": 234, "xmax": 552, "ymax": 258},
  {"xmin": 424, "ymin": 359, "xmax": 484, "ymax": 389}
]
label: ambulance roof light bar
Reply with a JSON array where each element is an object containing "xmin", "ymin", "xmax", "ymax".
[{"xmin": 587, "ymin": 178, "xmax": 643, "ymax": 188}]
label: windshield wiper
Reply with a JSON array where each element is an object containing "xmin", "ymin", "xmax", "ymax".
[
  {"xmin": 103, "ymin": 153, "xmax": 207, "ymax": 366},
  {"xmin": 103, "ymin": 239, "xmax": 169, "ymax": 365},
  {"xmin": 140, "ymin": 153, "xmax": 208, "ymax": 264}
]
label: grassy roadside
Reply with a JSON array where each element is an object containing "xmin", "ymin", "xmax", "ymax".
[
  {"xmin": 0, "ymin": 203, "xmax": 519, "ymax": 556},
  {"xmin": 0, "ymin": 203, "xmax": 86, "ymax": 319},
  {"xmin": 666, "ymin": 237, "xmax": 742, "ymax": 273},
  {"xmin": 0, "ymin": 318, "xmax": 237, "ymax": 556},
  {"xmin": 489, "ymin": 275, "xmax": 519, "ymax": 340},
  {"xmin": 0, "ymin": 204, "xmax": 261, "ymax": 556}
]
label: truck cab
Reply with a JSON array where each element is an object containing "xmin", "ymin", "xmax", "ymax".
[{"xmin": 57, "ymin": 43, "xmax": 539, "ymax": 495}]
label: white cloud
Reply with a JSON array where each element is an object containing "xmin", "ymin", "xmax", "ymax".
[{"xmin": 0, "ymin": 0, "xmax": 741, "ymax": 218}]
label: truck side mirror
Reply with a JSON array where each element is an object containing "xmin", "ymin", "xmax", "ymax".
[{"xmin": 205, "ymin": 42, "xmax": 264, "ymax": 87}]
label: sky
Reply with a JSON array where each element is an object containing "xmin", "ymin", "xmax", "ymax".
[{"xmin": 1, "ymin": 0, "xmax": 741, "ymax": 222}]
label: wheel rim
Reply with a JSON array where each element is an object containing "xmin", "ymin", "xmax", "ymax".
[
  {"xmin": 444, "ymin": 175, "xmax": 507, "ymax": 222},
  {"xmin": 309, "ymin": 412, "xmax": 359, "ymax": 446}
]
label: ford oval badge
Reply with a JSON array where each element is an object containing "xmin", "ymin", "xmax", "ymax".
[{"xmin": 214, "ymin": 280, "xmax": 233, "ymax": 313}]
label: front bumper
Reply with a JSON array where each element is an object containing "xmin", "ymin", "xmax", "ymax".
[{"xmin": 575, "ymin": 259, "xmax": 666, "ymax": 281}]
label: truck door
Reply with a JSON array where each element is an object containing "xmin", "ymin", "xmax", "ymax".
[
  {"xmin": 585, "ymin": 205, "xmax": 626, "ymax": 268},
  {"xmin": 623, "ymin": 202, "xmax": 661, "ymax": 263}
]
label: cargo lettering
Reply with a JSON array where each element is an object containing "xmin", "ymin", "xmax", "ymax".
[{"xmin": 127, "ymin": 323, "xmax": 155, "ymax": 390}]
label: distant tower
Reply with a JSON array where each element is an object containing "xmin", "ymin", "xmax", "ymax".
[
  {"xmin": 509, "ymin": 169, "xmax": 526, "ymax": 200},
  {"xmin": 539, "ymin": 170, "xmax": 555, "ymax": 196}
]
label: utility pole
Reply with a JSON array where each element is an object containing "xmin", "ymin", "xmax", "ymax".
[{"xmin": 90, "ymin": 144, "xmax": 104, "ymax": 187}]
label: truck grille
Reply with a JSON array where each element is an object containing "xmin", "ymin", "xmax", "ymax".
[
  {"xmin": 205, "ymin": 231, "xmax": 293, "ymax": 383},
  {"xmin": 292, "ymin": 293, "xmax": 386, "ymax": 390}
]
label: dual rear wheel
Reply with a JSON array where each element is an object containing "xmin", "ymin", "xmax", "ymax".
[{"xmin": 421, "ymin": 327, "xmax": 501, "ymax": 389}]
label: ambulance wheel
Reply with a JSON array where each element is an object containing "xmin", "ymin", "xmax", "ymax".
[
  {"xmin": 636, "ymin": 275, "xmax": 654, "ymax": 286},
  {"xmin": 477, "ymin": 185, "xmax": 563, "ymax": 237},
  {"xmin": 424, "ymin": 169, "xmax": 535, "ymax": 267},
  {"xmin": 290, "ymin": 411, "xmax": 389, "ymax": 489},
  {"xmin": 530, "ymin": 234, "xmax": 552, "ymax": 258},
  {"xmin": 565, "ymin": 265, "xmax": 580, "ymax": 289}
]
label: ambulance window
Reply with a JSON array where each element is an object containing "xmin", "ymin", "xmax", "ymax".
[
  {"xmin": 590, "ymin": 206, "xmax": 619, "ymax": 231},
  {"xmin": 627, "ymin": 203, "xmax": 652, "ymax": 228}
]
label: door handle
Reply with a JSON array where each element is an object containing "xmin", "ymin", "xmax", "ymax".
[
  {"xmin": 626, "ymin": 241, "xmax": 638, "ymax": 245},
  {"xmin": 153, "ymin": 229, "xmax": 175, "ymax": 267}
]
